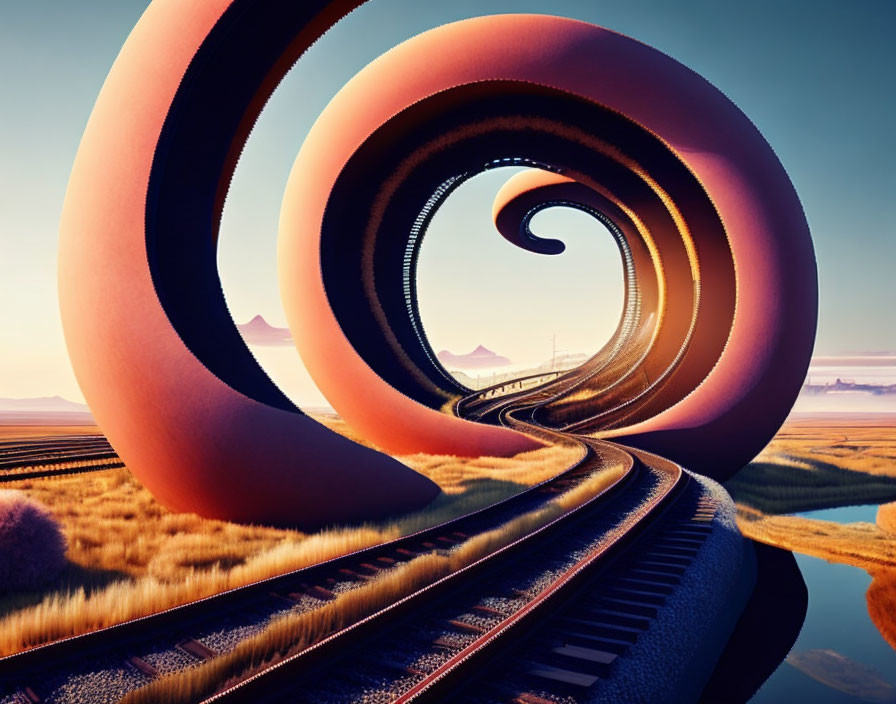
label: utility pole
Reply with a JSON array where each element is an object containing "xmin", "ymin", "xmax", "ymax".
[{"xmin": 551, "ymin": 334, "xmax": 557, "ymax": 371}]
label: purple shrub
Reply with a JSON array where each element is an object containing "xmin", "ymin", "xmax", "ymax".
[{"xmin": 0, "ymin": 490, "xmax": 67, "ymax": 591}]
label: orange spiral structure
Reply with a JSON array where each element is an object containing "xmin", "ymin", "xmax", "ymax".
[{"xmin": 59, "ymin": 3, "xmax": 816, "ymax": 525}]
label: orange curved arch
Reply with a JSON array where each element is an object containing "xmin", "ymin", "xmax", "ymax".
[
  {"xmin": 282, "ymin": 14, "xmax": 815, "ymax": 476},
  {"xmin": 58, "ymin": 0, "xmax": 445, "ymax": 526}
]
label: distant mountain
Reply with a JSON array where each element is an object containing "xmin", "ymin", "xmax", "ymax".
[
  {"xmin": 0, "ymin": 396, "xmax": 89, "ymax": 413},
  {"xmin": 437, "ymin": 345, "xmax": 511, "ymax": 370},
  {"xmin": 237, "ymin": 315, "xmax": 293, "ymax": 346}
]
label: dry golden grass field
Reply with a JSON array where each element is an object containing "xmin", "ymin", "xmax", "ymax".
[
  {"xmin": 0, "ymin": 416, "xmax": 581, "ymax": 655},
  {"xmin": 759, "ymin": 415, "xmax": 896, "ymax": 477},
  {"xmin": 735, "ymin": 505, "xmax": 896, "ymax": 569},
  {"xmin": 0, "ymin": 424, "xmax": 99, "ymax": 439},
  {"xmin": 728, "ymin": 414, "xmax": 896, "ymax": 656},
  {"xmin": 4, "ymin": 412, "xmax": 895, "ymax": 678},
  {"xmin": 728, "ymin": 414, "xmax": 896, "ymax": 566}
]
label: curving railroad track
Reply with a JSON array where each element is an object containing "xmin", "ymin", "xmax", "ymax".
[
  {"xmin": 0, "ymin": 379, "xmax": 723, "ymax": 704},
  {"xmin": 0, "ymin": 429, "xmax": 617, "ymax": 702},
  {"xmin": 200, "ymin": 445, "xmax": 700, "ymax": 704},
  {"xmin": 188, "ymin": 379, "xmax": 719, "ymax": 704}
]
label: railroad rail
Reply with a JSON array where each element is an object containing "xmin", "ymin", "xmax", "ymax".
[
  {"xmin": 0, "ymin": 434, "xmax": 633, "ymax": 703},
  {"xmin": 0, "ymin": 435, "xmax": 121, "ymax": 482},
  {"xmin": 200, "ymin": 445, "xmax": 689, "ymax": 703},
  {"xmin": 173, "ymin": 375, "xmax": 716, "ymax": 704},
  {"xmin": 0, "ymin": 378, "xmax": 721, "ymax": 704},
  {"xmin": 404, "ymin": 458, "xmax": 717, "ymax": 703}
]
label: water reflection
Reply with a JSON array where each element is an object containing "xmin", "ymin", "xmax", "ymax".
[
  {"xmin": 785, "ymin": 649, "xmax": 896, "ymax": 703},
  {"xmin": 867, "ymin": 568, "xmax": 896, "ymax": 653},
  {"xmin": 700, "ymin": 542, "xmax": 807, "ymax": 703},
  {"xmin": 748, "ymin": 549, "xmax": 896, "ymax": 702},
  {"xmin": 871, "ymin": 503, "xmax": 896, "ymax": 652}
]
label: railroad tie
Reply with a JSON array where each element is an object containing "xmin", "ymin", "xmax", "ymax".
[
  {"xmin": 269, "ymin": 590, "xmax": 300, "ymax": 606},
  {"xmin": 561, "ymin": 617, "xmax": 642, "ymax": 643},
  {"xmin": 177, "ymin": 638, "xmax": 216, "ymax": 661},
  {"xmin": 302, "ymin": 584, "xmax": 335, "ymax": 601},
  {"xmin": 126, "ymin": 656, "xmax": 159, "ymax": 678},
  {"xmin": 521, "ymin": 660, "xmax": 600, "ymax": 688},
  {"xmin": 472, "ymin": 604, "xmax": 505, "ymax": 617},
  {"xmin": 448, "ymin": 619, "xmax": 487, "ymax": 635},
  {"xmin": 338, "ymin": 567, "xmax": 373, "ymax": 581},
  {"xmin": 553, "ymin": 630, "xmax": 633, "ymax": 654},
  {"xmin": 551, "ymin": 643, "xmax": 617, "ymax": 667},
  {"xmin": 17, "ymin": 687, "xmax": 42, "ymax": 704}
]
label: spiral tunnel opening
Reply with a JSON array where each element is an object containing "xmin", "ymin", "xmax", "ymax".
[
  {"xmin": 413, "ymin": 168, "xmax": 627, "ymax": 391},
  {"xmin": 316, "ymin": 80, "xmax": 735, "ymax": 432}
]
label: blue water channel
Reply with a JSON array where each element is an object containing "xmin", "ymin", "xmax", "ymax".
[{"xmin": 749, "ymin": 504, "xmax": 896, "ymax": 703}]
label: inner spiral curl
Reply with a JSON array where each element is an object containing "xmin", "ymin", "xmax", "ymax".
[{"xmin": 315, "ymin": 84, "xmax": 734, "ymax": 427}]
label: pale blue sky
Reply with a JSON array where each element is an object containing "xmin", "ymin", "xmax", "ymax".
[{"xmin": 1, "ymin": 0, "xmax": 893, "ymax": 405}]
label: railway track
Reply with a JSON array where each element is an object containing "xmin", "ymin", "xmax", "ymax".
[
  {"xmin": 180, "ymin": 378, "xmax": 717, "ymax": 703},
  {"xmin": 199, "ymin": 445, "xmax": 689, "ymax": 703},
  {"xmin": 414, "ymin": 474, "xmax": 718, "ymax": 703},
  {"xmin": 0, "ymin": 372, "xmax": 724, "ymax": 704},
  {"xmin": 0, "ymin": 435, "xmax": 121, "ymax": 482},
  {"xmin": 0, "ymin": 436, "xmax": 635, "ymax": 704}
]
